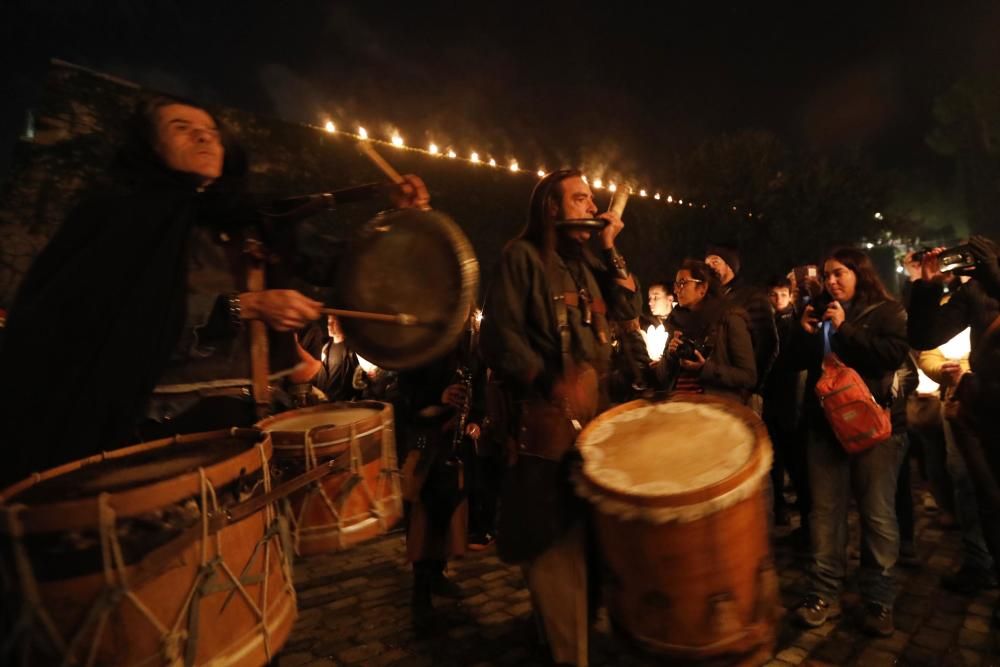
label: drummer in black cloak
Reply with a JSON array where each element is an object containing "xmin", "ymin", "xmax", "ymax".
[{"xmin": 0, "ymin": 95, "xmax": 428, "ymax": 486}]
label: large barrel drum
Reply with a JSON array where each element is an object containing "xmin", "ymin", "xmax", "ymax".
[{"xmin": 575, "ymin": 395, "xmax": 778, "ymax": 665}]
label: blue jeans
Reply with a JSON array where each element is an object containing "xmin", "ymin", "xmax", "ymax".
[{"xmin": 806, "ymin": 427, "xmax": 906, "ymax": 607}]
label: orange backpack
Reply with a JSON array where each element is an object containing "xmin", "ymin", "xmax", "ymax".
[{"xmin": 815, "ymin": 316, "xmax": 892, "ymax": 454}]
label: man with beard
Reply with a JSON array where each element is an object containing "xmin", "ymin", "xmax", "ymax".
[
  {"xmin": 480, "ymin": 169, "xmax": 638, "ymax": 666},
  {"xmin": 705, "ymin": 244, "xmax": 779, "ymax": 407}
]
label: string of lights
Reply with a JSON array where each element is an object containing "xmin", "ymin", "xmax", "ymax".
[
  {"xmin": 313, "ymin": 120, "xmax": 716, "ymax": 210},
  {"xmin": 312, "ymin": 119, "xmax": 887, "ymax": 227}
]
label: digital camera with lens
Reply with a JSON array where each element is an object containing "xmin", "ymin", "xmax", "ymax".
[
  {"xmin": 675, "ymin": 337, "xmax": 711, "ymax": 362},
  {"xmin": 911, "ymin": 244, "xmax": 978, "ymax": 273}
]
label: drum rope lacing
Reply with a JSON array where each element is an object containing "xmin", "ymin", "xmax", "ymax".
[
  {"xmin": 0, "ymin": 442, "xmax": 295, "ymax": 667},
  {"xmin": 291, "ymin": 413, "xmax": 403, "ymax": 552}
]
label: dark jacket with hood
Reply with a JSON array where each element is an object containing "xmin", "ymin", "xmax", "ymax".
[{"xmin": 0, "ymin": 121, "xmax": 292, "ymax": 485}]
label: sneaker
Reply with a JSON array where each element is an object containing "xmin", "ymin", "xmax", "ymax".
[
  {"xmin": 430, "ymin": 572, "xmax": 463, "ymax": 598},
  {"xmin": 794, "ymin": 594, "xmax": 841, "ymax": 628},
  {"xmin": 861, "ymin": 602, "xmax": 894, "ymax": 637},
  {"xmin": 941, "ymin": 567, "xmax": 999, "ymax": 595},
  {"xmin": 468, "ymin": 532, "xmax": 495, "ymax": 552}
]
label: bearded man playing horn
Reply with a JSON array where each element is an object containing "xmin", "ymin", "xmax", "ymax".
[{"xmin": 480, "ymin": 169, "xmax": 638, "ymax": 666}]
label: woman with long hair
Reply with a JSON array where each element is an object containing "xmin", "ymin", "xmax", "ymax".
[{"xmin": 791, "ymin": 247, "xmax": 908, "ymax": 638}]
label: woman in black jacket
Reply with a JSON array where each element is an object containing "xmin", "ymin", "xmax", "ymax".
[
  {"xmin": 791, "ymin": 247, "xmax": 908, "ymax": 638},
  {"xmin": 657, "ymin": 259, "xmax": 756, "ymax": 403}
]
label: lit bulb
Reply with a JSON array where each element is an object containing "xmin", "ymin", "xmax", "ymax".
[
  {"xmin": 470, "ymin": 151, "xmax": 480, "ymax": 163},
  {"xmin": 874, "ymin": 211, "xmax": 883, "ymax": 220},
  {"xmin": 608, "ymin": 182, "xmax": 617, "ymax": 192},
  {"xmin": 391, "ymin": 133, "xmax": 404, "ymax": 147},
  {"xmin": 639, "ymin": 189, "xmax": 648, "ymax": 197},
  {"xmin": 865, "ymin": 242, "xmax": 874, "ymax": 249},
  {"xmin": 688, "ymin": 202, "xmax": 693, "ymax": 207},
  {"xmin": 509, "ymin": 161, "xmax": 519, "ymax": 172},
  {"xmin": 429, "ymin": 142, "xmax": 439, "ymax": 154},
  {"xmin": 654, "ymin": 193, "xmax": 661, "ymax": 200},
  {"xmin": 488, "ymin": 158, "xmax": 497, "ymax": 167},
  {"xmin": 593, "ymin": 178, "xmax": 603, "ymax": 189},
  {"xmin": 666, "ymin": 195, "xmax": 673, "ymax": 203},
  {"xmin": 358, "ymin": 127, "xmax": 368, "ymax": 140},
  {"xmin": 447, "ymin": 149, "xmax": 457, "ymax": 158},
  {"xmin": 324, "ymin": 120, "xmax": 336, "ymax": 133},
  {"xmin": 537, "ymin": 169, "xmax": 546, "ymax": 177}
]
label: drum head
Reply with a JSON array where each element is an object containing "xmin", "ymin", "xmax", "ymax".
[
  {"xmin": 335, "ymin": 208, "xmax": 479, "ymax": 370},
  {"xmin": 13, "ymin": 437, "xmax": 251, "ymax": 504},
  {"xmin": 579, "ymin": 400, "xmax": 755, "ymax": 497}
]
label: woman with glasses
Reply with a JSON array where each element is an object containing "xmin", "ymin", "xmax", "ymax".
[
  {"xmin": 790, "ymin": 247, "xmax": 908, "ymax": 638},
  {"xmin": 657, "ymin": 259, "xmax": 757, "ymax": 402}
]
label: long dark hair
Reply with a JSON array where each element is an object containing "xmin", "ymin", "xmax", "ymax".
[
  {"xmin": 824, "ymin": 247, "xmax": 894, "ymax": 303},
  {"xmin": 114, "ymin": 93, "xmax": 247, "ymax": 191},
  {"xmin": 516, "ymin": 168, "xmax": 582, "ymax": 260}
]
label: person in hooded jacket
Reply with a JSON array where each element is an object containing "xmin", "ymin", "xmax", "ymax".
[{"xmin": 0, "ymin": 95, "xmax": 427, "ymax": 485}]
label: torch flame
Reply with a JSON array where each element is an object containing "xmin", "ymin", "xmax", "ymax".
[
  {"xmin": 537, "ymin": 168, "xmax": 546, "ymax": 177},
  {"xmin": 639, "ymin": 189, "xmax": 648, "ymax": 197},
  {"xmin": 488, "ymin": 158, "xmax": 497, "ymax": 167},
  {"xmin": 324, "ymin": 121, "xmax": 335, "ymax": 133},
  {"xmin": 593, "ymin": 178, "xmax": 603, "ymax": 189},
  {"xmin": 666, "ymin": 195, "xmax": 673, "ymax": 203},
  {"xmin": 608, "ymin": 182, "xmax": 617, "ymax": 192},
  {"xmin": 429, "ymin": 142, "xmax": 439, "ymax": 154},
  {"xmin": 654, "ymin": 193, "xmax": 661, "ymax": 200},
  {"xmin": 447, "ymin": 149, "xmax": 457, "ymax": 158},
  {"xmin": 510, "ymin": 161, "xmax": 519, "ymax": 172},
  {"xmin": 358, "ymin": 126, "xmax": 368, "ymax": 140},
  {"xmin": 391, "ymin": 133, "xmax": 404, "ymax": 147},
  {"xmin": 470, "ymin": 151, "xmax": 480, "ymax": 163}
]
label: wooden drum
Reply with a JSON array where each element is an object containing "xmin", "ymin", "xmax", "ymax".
[
  {"xmin": 0, "ymin": 429, "xmax": 296, "ymax": 666},
  {"xmin": 575, "ymin": 395, "xmax": 778, "ymax": 664},
  {"xmin": 256, "ymin": 401, "xmax": 402, "ymax": 556}
]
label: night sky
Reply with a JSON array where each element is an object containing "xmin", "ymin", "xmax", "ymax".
[{"xmin": 3, "ymin": 1, "xmax": 999, "ymax": 187}]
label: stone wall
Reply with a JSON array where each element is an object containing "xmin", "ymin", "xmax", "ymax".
[{"xmin": 0, "ymin": 60, "xmax": 696, "ymax": 309}]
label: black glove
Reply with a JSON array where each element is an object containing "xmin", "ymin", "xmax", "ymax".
[{"xmin": 967, "ymin": 235, "xmax": 1000, "ymax": 298}]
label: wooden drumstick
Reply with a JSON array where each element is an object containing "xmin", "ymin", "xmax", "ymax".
[
  {"xmin": 321, "ymin": 307, "xmax": 420, "ymax": 326},
  {"xmin": 357, "ymin": 141, "xmax": 406, "ymax": 185}
]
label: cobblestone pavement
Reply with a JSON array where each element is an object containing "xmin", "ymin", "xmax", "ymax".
[{"xmin": 276, "ymin": 493, "xmax": 1000, "ymax": 667}]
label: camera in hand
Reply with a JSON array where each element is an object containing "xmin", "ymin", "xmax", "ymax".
[
  {"xmin": 675, "ymin": 337, "xmax": 710, "ymax": 362},
  {"xmin": 911, "ymin": 243, "xmax": 977, "ymax": 273},
  {"xmin": 805, "ymin": 292, "xmax": 833, "ymax": 314}
]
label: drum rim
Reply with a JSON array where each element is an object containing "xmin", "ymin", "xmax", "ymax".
[
  {"xmin": 0, "ymin": 429, "xmax": 272, "ymax": 534},
  {"xmin": 336, "ymin": 208, "xmax": 480, "ymax": 370},
  {"xmin": 576, "ymin": 395, "xmax": 769, "ymax": 509},
  {"xmin": 256, "ymin": 400, "xmax": 393, "ymax": 458}
]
